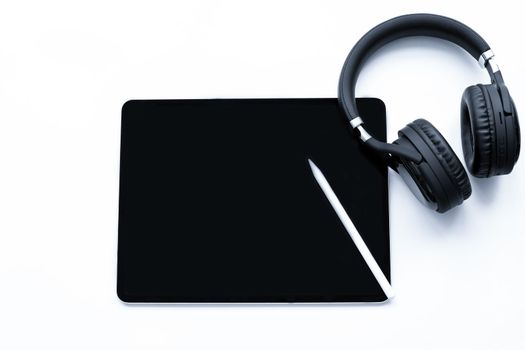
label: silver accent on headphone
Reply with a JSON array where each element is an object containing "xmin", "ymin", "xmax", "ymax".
[
  {"xmin": 350, "ymin": 117, "xmax": 364, "ymax": 129},
  {"xmin": 356, "ymin": 125, "xmax": 372, "ymax": 142},
  {"xmin": 349, "ymin": 117, "xmax": 371, "ymax": 142},
  {"xmin": 478, "ymin": 49, "xmax": 500, "ymax": 73},
  {"xmin": 478, "ymin": 50, "xmax": 494, "ymax": 67}
]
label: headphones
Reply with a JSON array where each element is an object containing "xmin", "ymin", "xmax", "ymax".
[{"xmin": 339, "ymin": 13, "xmax": 520, "ymax": 213}]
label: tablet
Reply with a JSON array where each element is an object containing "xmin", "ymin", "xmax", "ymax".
[{"xmin": 117, "ymin": 98, "xmax": 390, "ymax": 302}]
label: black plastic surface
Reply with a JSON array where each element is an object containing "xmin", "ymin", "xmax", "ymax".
[
  {"xmin": 339, "ymin": 13, "xmax": 491, "ymax": 121},
  {"xmin": 117, "ymin": 98, "xmax": 389, "ymax": 303}
]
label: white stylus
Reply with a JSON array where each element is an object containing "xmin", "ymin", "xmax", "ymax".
[{"xmin": 308, "ymin": 159, "xmax": 395, "ymax": 300}]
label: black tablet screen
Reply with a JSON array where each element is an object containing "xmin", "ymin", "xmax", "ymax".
[{"xmin": 118, "ymin": 98, "xmax": 389, "ymax": 302}]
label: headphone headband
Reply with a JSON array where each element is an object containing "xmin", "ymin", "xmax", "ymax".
[
  {"xmin": 338, "ymin": 14, "xmax": 502, "ymax": 163},
  {"xmin": 339, "ymin": 14, "xmax": 491, "ymax": 121}
]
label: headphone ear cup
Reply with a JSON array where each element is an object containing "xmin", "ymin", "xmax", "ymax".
[
  {"xmin": 510, "ymin": 97, "xmax": 521, "ymax": 162},
  {"xmin": 410, "ymin": 119, "xmax": 472, "ymax": 201},
  {"xmin": 461, "ymin": 85, "xmax": 495, "ymax": 177},
  {"xmin": 396, "ymin": 119, "xmax": 471, "ymax": 213}
]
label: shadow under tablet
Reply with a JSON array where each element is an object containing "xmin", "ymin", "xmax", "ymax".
[{"xmin": 117, "ymin": 98, "xmax": 390, "ymax": 303}]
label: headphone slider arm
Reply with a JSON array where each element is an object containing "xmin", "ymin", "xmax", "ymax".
[{"xmin": 349, "ymin": 117, "xmax": 372, "ymax": 142}]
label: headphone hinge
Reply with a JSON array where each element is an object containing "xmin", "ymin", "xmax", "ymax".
[
  {"xmin": 350, "ymin": 117, "xmax": 372, "ymax": 142},
  {"xmin": 490, "ymin": 71, "xmax": 513, "ymax": 115},
  {"xmin": 479, "ymin": 49, "xmax": 500, "ymax": 73},
  {"xmin": 481, "ymin": 51, "xmax": 512, "ymax": 115}
]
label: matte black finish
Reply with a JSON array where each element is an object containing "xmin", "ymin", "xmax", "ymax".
[
  {"xmin": 365, "ymin": 137, "xmax": 422, "ymax": 163},
  {"xmin": 339, "ymin": 13, "xmax": 490, "ymax": 121},
  {"xmin": 396, "ymin": 120, "xmax": 471, "ymax": 213},
  {"xmin": 337, "ymin": 13, "xmax": 520, "ymax": 212},
  {"xmin": 461, "ymin": 83, "xmax": 520, "ymax": 177},
  {"xmin": 411, "ymin": 119, "xmax": 472, "ymax": 201},
  {"xmin": 117, "ymin": 98, "xmax": 390, "ymax": 303},
  {"xmin": 461, "ymin": 85, "xmax": 496, "ymax": 177}
]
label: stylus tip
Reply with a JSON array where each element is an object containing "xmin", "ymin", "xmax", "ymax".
[{"xmin": 308, "ymin": 159, "xmax": 319, "ymax": 174}]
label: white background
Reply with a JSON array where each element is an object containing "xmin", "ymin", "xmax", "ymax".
[{"xmin": 0, "ymin": 0, "xmax": 523, "ymax": 349}]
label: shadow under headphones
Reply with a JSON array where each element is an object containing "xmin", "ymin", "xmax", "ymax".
[{"xmin": 339, "ymin": 13, "xmax": 520, "ymax": 213}]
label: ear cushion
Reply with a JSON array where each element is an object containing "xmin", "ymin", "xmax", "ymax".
[
  {"xmin": 511, "ymin": 97, "xmax": 521, "ymax": 163},
  {"xmin": 461, "ymin": 85, "xmax": 495, "ymax": 177},
  {"xmin": 411, "ymin": 119, "xmax": 472, "ymax": 200}
]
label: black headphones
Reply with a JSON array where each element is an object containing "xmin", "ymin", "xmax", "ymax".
[{"xmin": 339, "ymin": 13, "xmax": 520, "ymax": 213}]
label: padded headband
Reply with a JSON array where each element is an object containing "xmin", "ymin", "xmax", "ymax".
[{"xmin": 339, "ymin": 13, "xmax": 491, "ymax": 121}]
